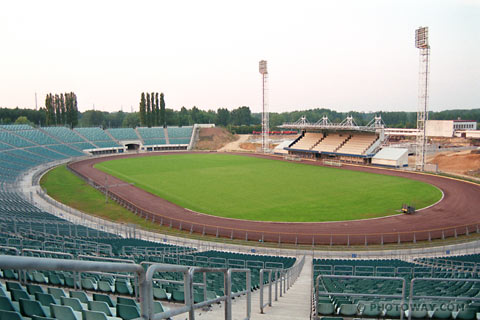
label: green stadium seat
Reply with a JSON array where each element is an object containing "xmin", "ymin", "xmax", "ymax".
[
  {"xmin": 93, "ymin": 293, "xmax": 115, "ymax": 308},
  {"xmin": 82, "ymin": 309, "xmax": 111, "ymax": 320},
  {"xmin": 50, "ymin": 304, "xmax": 81, "ymax": 320},
  {"xmin": 338, "ymin": 303, "xmax": 357, "ymax": 316},
  {"xmin": 10, "ymin": 289, "xmax": 30, "ymax": 302},
  {"xmin": 18, "ymin": 298, "xmax": 50, "ymax": 318},
  {"xmin": 47, "ymin": 287, "xmax": 66, "ymax": 300},
  {"xmin": 61, "ymin": 297, "xmax": 84, "ymax": 312},
  {"xmin": 69, "ymin": 291, "xmax": 89, "ymax": 304},
  {"xmin": 88, "ymin": 300, "xmax": 115, "ymax": 317},
  {"xmin": 116, "ymin": 297, "xmax": 137, "ymax": 308},
  {"xmin": 6, "ymin": 282, "xmax": 23, "ymax": 292},
  {"xmin": 116, "ymin": 303, "xmax": 142, "ymax": 320},
  {"xmin": 317, "ymin": 303, "xmax": 335, "ymax": 315},
  {"xmin": 0, "ymin": 310, "xmax": 24, "ymax": 320},
  {"xmin": 0, "ymin": 296, "xmax": 18, "ymax": 312},
  {"xmin": 34, "ymin": 292, "xmax": 57, "ymax": 307},
  {"xmin": 153, "ymin": 287, "xmax": 170, "ymax": 300},
  {"xmin": 26, "ymin": 284, "xmax": 45, "ymax": 295}
]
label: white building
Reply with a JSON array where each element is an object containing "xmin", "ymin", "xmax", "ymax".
[{"xmin": 372, "ymin": 147, "xmax": 409, "ymax": 168}]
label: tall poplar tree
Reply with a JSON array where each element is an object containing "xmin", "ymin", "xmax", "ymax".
[
  {"xmin": 160, "ymin": 93, "xmax": 166, "ymax": 127},
  {"xmin": 154, "ymin": 92, "xmax": 159, "ymax": 126},
  {"xmin": 146, "ymin": 92, "xmax": 151, "ymax": 127},
  {"xmin": 139, "ymin": 92, "xmax": 146, "ymax": 126}
]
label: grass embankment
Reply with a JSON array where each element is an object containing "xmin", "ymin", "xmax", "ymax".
[{"xmin": 95, "ymin": 153, "xmax": 442, "ymax": 222}]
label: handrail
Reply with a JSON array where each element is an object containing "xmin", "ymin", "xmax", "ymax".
[
  {"xmin": 22, "ymin": 248, "xmax": 73, "ymax": 259},
  {"xmin": 260, "ymin": 255, "xmax": 305, "ymax": 314}
]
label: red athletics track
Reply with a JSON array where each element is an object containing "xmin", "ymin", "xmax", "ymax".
[{"xmin": 68, "ymin": 152, "xmax": 480, "ymax": 245}]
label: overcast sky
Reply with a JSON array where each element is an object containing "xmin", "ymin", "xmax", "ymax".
[{"xmin": 0, "ymin": 0, "xmax": 479, "ymax": 113}]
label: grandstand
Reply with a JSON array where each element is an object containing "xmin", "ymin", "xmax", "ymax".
[{"xmin": 282, "ymin": 116, "xmax": 384, "ymax": 164}]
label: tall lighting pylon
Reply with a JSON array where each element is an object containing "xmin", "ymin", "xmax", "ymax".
[
  {"xmin": 415, "ymin": 26, "xmax": 430, "ymax": 171},
  {"xmin": 259, "ymin": 60, "xmax": 269, "ymax": 153}
]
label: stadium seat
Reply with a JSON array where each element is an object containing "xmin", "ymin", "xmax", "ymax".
[
  {"xmin": 47, "ymin": 287, "xmax": 66, "ymax": 299},
  {"xmin": 61, "ymin": 296, "xmax": 84, "ymax": 312},
  {"xmin": 50, "ymin": 304, "xmax": 81, "ymax": 320},
  {"xmin": 116, "ymin": 303, "xmax": 142, "ymax": 320},
  {"xmin": 18, "ymin": 298, "xmax": 50, "ymax": 318},
  {"xmin": 317, "ymin": 303, "xmax": 335, "ymax": 315},
  {"xmin": 34, "ymin": 292, "xmax": 58, "ymax": 307},
  {"xmin": 93, "ymin": 293, "xmax": 115, "ymax": 308},
  {"xmin": 88, "ymin": 300, "xmax": 115, "ymax": 317},
  {"xmin": 0, "ymin": 310, "xmax": 24, "ymax": 320},
  {"xmin": 69, "ymin": 291, "xmax": 89, "ymax": 304},
  {"xmin": 0, "ymin": 296, "xmax": 18, "ymax": 312}
]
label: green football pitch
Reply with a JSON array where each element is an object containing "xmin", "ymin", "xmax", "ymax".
[{"xmin": 94, "ymin": 153, "xmax": 442, "ymax": 222}]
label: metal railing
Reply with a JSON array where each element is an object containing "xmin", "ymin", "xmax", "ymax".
[
  {"xmin": 0, "ymin": 255, "xmax": 252, "ymax": 320},
  {"xmin": 260, "ymin": 255, "xmax": 305, "ymax": 313}
]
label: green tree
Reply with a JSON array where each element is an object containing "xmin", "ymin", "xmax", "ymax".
[
  {"xmin": 216, "ymin": 108, "xmax": 230, "ymax": 126},
  {"xmin": 160, "ymin": 93, "xmax": 166, "ymax": 127},
  {"xmin": 178, "ymin": 107, "xmax": 190, "ymax": 126},
  {"xmin": 230, "ymin": 106, "xmax": 252, "ymax": 125},
  {"xmin": 150, "ymin": 92, "xmax": 156, "ymax": 126},
  {"xmin": 14, "ymin": 116, "xmax": 31, "ymax": 125},
  {"xmin": 139, "ymin": 92, "xmax": 146, "ymax": 126},
  {"xmin": 122, "ymin": 112, "xmax": 140, "ymax": 128},
  {"xmin": 146, "ymin": 92, "xmax": 151, "ymax": 127},
  {"xmin": 155, "ymin": 92, "xmax": 159, "ymax": 126}
]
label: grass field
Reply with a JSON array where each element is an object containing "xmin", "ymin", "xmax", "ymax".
[
  {"xmin": 93, "ymin": 153, "xmax": 442, "ymax": 222},
  {"xmin": 40, "ymin": 165, "xmax": 158, "ymax": 228}
]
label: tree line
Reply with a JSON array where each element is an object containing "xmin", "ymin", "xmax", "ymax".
[
  {"xmin": 1, "ymin": 104, "xmax": 479, "ymax": 130},
  {"xmin": 44, "ymin": 93, "xmax": 79, "ymax": 128}
]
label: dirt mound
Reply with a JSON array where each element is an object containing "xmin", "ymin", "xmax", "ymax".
[
  {"xmin": 195, "ymin": 127, "xmax": 237, "ymax": 150},
  {"xmin": 430, "ymin": 150, "xmax": 480, "ymax": 176}
]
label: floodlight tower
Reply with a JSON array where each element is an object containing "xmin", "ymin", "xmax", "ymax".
[
  {"xmin": 415, "ymin": 26, "xmax": 430, "ymax": 171},
  {"xmin": 259, "ymin": 60, "xmax": 269, "ymax": 153}
]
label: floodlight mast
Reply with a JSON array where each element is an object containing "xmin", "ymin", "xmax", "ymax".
[
  {"xmin": 259, "ymin": 60, "xmax": 269, "ymax": 153},
  {"xmin": 415, "ymin": 26, "xmax": 430, "ymax": 171}
]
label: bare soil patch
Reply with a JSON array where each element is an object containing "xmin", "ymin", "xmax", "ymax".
[
  {"xmin": 430, "ymin": 150, "xmax": 480, "ymax": 176},
  {"xmin": 195, "ymin": 127, "xmax": 237, "ymax": 150}
]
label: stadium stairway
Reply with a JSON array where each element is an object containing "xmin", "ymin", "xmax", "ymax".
[{"xmin": 192, "ymin": 255, "xmax": 312, "ymax": 320}]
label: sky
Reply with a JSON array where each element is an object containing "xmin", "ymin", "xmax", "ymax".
[{"xmin": 0, "ymin": 0, "xmax": 479, "ymax": 113}]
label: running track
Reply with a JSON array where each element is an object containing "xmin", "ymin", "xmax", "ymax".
[{"xmin": 68, "ymin": 152, "xmax": 480, "ymax": 245}]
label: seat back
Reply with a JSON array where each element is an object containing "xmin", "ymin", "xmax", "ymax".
[
  {"xmin": 93, "ymin": 294, "xmax": 115, "ymax": 307},
  {"xmin": 34, "ymin": 292, "xmax": 57, "ymax": 307},
  {"xmin": 0, "ymin": 310, "xmax": 24, "ymax": 320},
  {"xmin": 5, "ymin": 282, "xmax": 23, "ymax": 292},
  {"xmin": 50, "ymin": 304, "xmax": 77, "ymax": 320},
  {"xmin": 26, "ymin": 284, "xmax": 44, "ymax": 295},
  {"xmin": 19, "ymin": 298, "xmax": 47, "ymax": 318},
  {"xmin": 87, "ymin": 301, "xmax": 112, "ymax": 316},
  {"xmin": 117, "ymin": 297, "xmax": 137, "ymax": 307},
  {"xmin": 10, "ymin": 289, "xmax": 30, "ymax": 302},
  {"xmin": 69, "ymin": 291, "xmax": 89, "ymax": 304},
  {"xmin": 61, "ymin": 297, "xmax": 83, "ymax": 312},
  {"xmin": 116, "ymin": 303, "xmax": 141, "ymax": 320},
  {"xmin": 97, "ymin": 281, "xmax": 112, "ymax": 293},
  {"xmin": 47, "ymin": 287, "xmax": 66, "ymax": 299},
  {"xmin": 0, "ymin": 296, "xmax": 17, "ymax": 311},
  {"xmin": 82, "ymin": 310, "xmax": 108, "ymax": 320}
]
